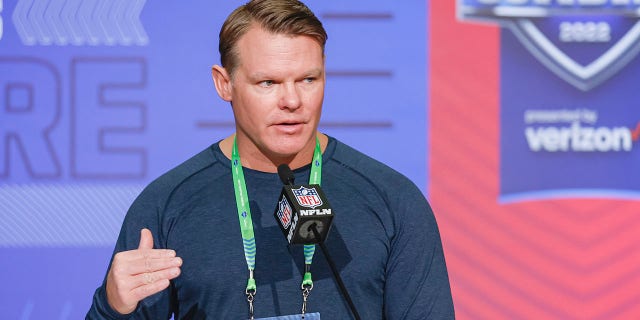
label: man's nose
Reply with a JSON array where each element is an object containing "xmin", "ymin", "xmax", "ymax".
[{"xmin": 279, "ymin": 82, "xmax": 302, "ymax": 110}]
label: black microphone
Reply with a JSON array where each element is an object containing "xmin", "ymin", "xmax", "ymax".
[
  {"xmin": 278, "ymin": 164, "xmax": 296, "ymax": 186},
  {"xmin": 274, "ymin": 164, "xmax": 334, "ymax": 244},
  {"xmin": 273, "ymin": 164, "xmax": 362, "ymax": 320}
]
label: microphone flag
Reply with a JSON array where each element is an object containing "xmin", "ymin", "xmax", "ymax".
[{"xmin": 274, "ymin": 166, "xmax": 334, "ymax": 244}]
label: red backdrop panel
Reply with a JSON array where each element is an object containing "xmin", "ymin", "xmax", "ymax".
[{"xmin": 429, "ymin": 2, "xmax": 640, "ymax": 319}]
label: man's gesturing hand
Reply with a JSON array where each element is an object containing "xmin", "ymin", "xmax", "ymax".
[{"xmin": 106, "ymin": 228, "xmax": 182, "ymax": 315}]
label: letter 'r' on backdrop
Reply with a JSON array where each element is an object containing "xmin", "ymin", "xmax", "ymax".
[{"xmin": 1, "ymin": 0, "xmax": 640, "ymax": 319}]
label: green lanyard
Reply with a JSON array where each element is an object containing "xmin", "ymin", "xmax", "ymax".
[{"xmin": 231, "ymin": 136, "xmax": 323, "ymax": 318}]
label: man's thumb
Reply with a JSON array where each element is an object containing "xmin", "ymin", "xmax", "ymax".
[{"xmin": 138, "ymin": 228, "xmax": 154, "ymax": 250}]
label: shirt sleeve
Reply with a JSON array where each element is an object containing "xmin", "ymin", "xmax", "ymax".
[
  {"xmin": 86, "ymin": 285, "xmax": 138, "ymax": 320},
  {"xmin": 85, "ymin": 183, "xmax": 175, "ymax": 320},
  {"xmin": 383, "ymin": 181, "xmax": 455, "ymax": 319}
]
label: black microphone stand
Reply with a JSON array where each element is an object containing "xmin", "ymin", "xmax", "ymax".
[
  {"xmin": 309, "ymin": 224, "xmax": 361, "ymax": 320},
  {"xmin": 277, "ymin": 164, "xmax": 360, "ymax": 319}
]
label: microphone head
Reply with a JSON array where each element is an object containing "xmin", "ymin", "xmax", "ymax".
[
  {"xmin": 274, "ymin": 183, "xmax": 334, "ymax": 244},
  {"xmin": 277, "ymin": 164, "xmax": 295, "ymax": 185}
]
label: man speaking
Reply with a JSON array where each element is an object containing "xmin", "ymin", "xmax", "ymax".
[{"xmin": 86, "ymin": 0, "xmax": 454, "ymax": 318}]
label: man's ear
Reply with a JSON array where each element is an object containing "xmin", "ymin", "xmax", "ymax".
[{"xmin": 212, "ymin": 65, "xmax": 232, "ymax": 102}]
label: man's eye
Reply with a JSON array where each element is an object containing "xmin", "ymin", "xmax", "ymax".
[
  {"xmin": 259, "ymin": 80, "xmax": 274, "ymax": 87},
  {"xmin": 303, "ymin": 77, "xmax": 315, "ymax": 83}
]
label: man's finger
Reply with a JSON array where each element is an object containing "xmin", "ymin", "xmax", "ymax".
[
  {"xmin": 130, "ymin": 279, "xmax": 172, "ymax": 302},
  {"xmin": 127, "ymin": 256, "xmax": 182, "ymax": 275},
  {"xmin": 138, "ymin": 228, "xmax": 154, "ymax": 250},
  {"xmin": 115, "ymin": 249, "xmax": 176, "ymax": 263},
  {"xmin": 133, "ymin": 267, "xmax": 181, "ymax": 287}
]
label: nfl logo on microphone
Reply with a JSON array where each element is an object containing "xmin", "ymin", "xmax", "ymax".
[
  {"xmin": 277, "ymin": 198, "xmax": 292, "ymax": 229},
  {"xmin": 293, "ymin": 186, "xmax": 323, "ymax": 208}
]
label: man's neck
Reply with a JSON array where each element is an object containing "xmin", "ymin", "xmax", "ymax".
[{"xmin": 219, "ymin": 133, "xmax": 328, "ymax": 173}]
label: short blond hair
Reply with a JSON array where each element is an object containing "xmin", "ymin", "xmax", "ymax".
[{"xmin": 219, "ymin": 0, "xmax": 327, "ymax": 76}]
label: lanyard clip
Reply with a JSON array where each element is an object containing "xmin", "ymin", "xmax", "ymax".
[
  {"xmin": 300, "ymin": 268, "xmax": 313, "ymax": 317},
  {"xmin": 301, "ymin": 286, "xmax": 312, "ymax": 318},
  {"xmin": 246, "ymin": 270, "xmax": 257, "ymax": 320},
  {"xmin": 246, "ymin": 289, "xmax": 255, "ymax": 320}
]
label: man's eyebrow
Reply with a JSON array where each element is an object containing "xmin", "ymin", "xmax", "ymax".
[
  {"xmin": 248, "ymin": 69, "xmax": 324, "ymax": 80},
  {"xmin": 305, "ymin": 68, "xmax": 323, "ymax": 76},
  {"xmin": 248, "ymin": 72, "xmax": 269, "ymax": 80}
]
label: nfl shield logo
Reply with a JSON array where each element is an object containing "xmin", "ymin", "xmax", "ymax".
[
  {"xmin": 458, "ymin": 1, "xmax": 640, "ymax": 91},
  {"xmin": 277, "ymin": 198, "xmax": 292, "ymax": 228},
  {"xmin": 293, "ymin": 186, "xmax": 323, "ymax": 209}
]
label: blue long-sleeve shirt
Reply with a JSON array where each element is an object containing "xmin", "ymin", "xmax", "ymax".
[{"xmin": 86, "ymin": 137, "xmax": 454, "ymax": 319}]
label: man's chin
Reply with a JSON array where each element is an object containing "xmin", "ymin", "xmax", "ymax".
[{"xmin": 264, "ymin": 138, "xmax": 313, "ymax": 159}]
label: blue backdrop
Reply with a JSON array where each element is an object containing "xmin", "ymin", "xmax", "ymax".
[{"xmin": 0, "ymin": 1, "xmax": 428, "ymax": 318}]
